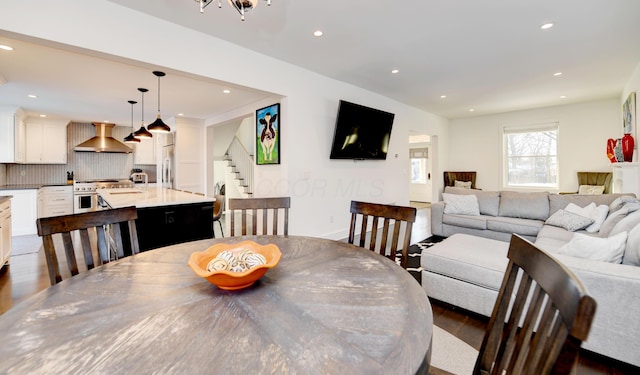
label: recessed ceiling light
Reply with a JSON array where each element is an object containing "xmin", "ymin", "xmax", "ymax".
[
  {"xmin": 553, "ymin": 72, "xmax": 563, "ymax": 77},
  {"xmin": 440, "ymin": 95, "xmax": 447, "ymax": 99},
  {"xmin": 0, "ymin": 45, "xmax": 13, "ymax": 51},
  {"xmin": 469, "ymin": 109, "xmax": 475, "ymax": 112},
  {"xmin": 27, "ymin": 94, "xmax": 37, "ymax": 98},
  {"xmin": 39, "ymin": 114, "xmax": 46, "ymax": 117},
  {"xmin": 178, "ymin": 113, "xmax": 184, "ymax": 116},
  {"xmin": 223, "ymin": 89, "xmax": 231, "ymax": 94},
  {"xmin": 560, "ymin": 95, "xmax": 567, "ymax": 99},
  {"xmin": 391, "ymin": 69, "xmax": 399, "ymax": 74},
  {"xmin": 540, "ymin": 22, "xmax": 554, "ymax": 30},
  {"xmin": 104, "ymin": 120, "xmax": 110, "ymax": 123},
  {"xmin": 313, "ymin": 30, "xmax": 323, "ymax": 37}
]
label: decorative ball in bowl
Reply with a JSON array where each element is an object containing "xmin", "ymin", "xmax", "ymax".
[{"xmin": 188, "ymin": 240, "xmax": 282, "ymax": 290}]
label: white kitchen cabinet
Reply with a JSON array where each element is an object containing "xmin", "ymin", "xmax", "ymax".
[
  {"xmin": 38, "ymin": 185, "xmax": 73, "ymax": 218},
  {"xmin": 25, "ymin": 119, "xmax": 68, "ymax": 164},
  {"xmin": 0, "ymin": 189, "xmax": 38, "ymax": 236},
  {"xmin": 0, "ymin": 107, "xmax": 26, "ymax": 163},
  {"xmin": 0, "ymin": 198, "xmax": 11, "ymax": 269},
  {"xmin": 134, "ymin": 136, "xmax": 157, "ymax": 165}
]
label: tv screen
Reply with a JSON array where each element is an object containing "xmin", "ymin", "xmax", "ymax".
[{"xmin": 329, "ymin": 100, "xmax": 395, "ymax": 160}]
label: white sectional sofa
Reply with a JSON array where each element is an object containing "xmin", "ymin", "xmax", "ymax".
[{"xmin": 423, "ymin": 187, "xmax": 640, "ymax": 367}]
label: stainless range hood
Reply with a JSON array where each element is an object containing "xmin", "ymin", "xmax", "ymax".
[{"xmin": 74, "ymin": 123, "xmax": 133, "ymax": 153}]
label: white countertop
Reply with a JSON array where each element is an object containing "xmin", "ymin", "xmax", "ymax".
[{"xmin": 98, "ymin": 188, "xmax": 214, "ymax": 209}]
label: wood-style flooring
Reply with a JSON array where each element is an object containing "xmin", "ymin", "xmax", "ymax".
[{"xmin": 1, "ymin": 206, "xmax": 638, "ymax": 374}]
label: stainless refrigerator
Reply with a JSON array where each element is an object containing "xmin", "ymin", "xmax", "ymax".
[{"xmin": 161, "ymin": 133, "xmax": 175, "ymax": 189}]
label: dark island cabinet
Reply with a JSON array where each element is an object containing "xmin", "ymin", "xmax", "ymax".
[{"xmin": 135, "ymin": 202, "xmax": 213, "ymax": 251}]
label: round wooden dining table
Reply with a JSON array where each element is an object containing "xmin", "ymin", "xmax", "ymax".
[{"xmin": 0, "ymin": 235, "xmax": 432, "ymax": 374}]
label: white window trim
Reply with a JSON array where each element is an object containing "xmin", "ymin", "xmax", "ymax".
[{"xmin": 501, "ymin": 122, "xmax": 560, "ymax": 191}]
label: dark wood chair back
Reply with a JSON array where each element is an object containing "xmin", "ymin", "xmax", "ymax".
[
  {"xmin": 213, "ymin": 194, "xmax": 225, "ymax": 237},
  {"xmin": 444, "ymin": 171, "xmax": 477, "ymax": 189},
  {"xmin": 348, "ymin": 201, "xmax": 417, "ymax": 268},
  {"xmin": 36, "ymin": 206, "xmax": 140, "ymax": 285},
  {"xmin": 474, "ymin": 234, "xmax": 597, "ymax": 375},
  {"xmin": 228, "ymin": 197, "xmax": 290, "ymax": 236}
]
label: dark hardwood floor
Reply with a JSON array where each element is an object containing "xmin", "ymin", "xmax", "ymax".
[{"xmin": 1, "ymin": 207, "xmax": 638, "ymax": 374}]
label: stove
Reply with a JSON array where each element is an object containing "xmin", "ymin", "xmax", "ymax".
[{"xmin": 73, "ymin": 180, "xmax": 135, "ymax": 213}]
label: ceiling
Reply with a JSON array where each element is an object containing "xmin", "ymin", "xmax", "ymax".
[{"xmin": 1, "ymin": 0, "xmax": 640, "ymax": 126}]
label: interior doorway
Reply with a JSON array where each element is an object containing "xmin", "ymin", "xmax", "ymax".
[{"xmin": 409, "ymin": 134, "xmax": 432, "ymax": 203}]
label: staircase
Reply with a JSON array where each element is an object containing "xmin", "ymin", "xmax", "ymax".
[{"xmin": 224, "ymin": 136, "xmax": 254, "ymax": 197}]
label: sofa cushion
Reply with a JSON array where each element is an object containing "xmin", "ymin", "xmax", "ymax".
[
  {"xmin": 443, "ymin": 214, "xmax": 488, "ymax": 230},
  {"xmin": 421, "ymin": 233, "xmax": 508, "ymax": 291},
  {"xmin": 545, "ymin": 209, "xmax": 594, "ymax": 231},
  {"xmin": 498, "ymin": 191, "xmax": 549, "ymax": 220},
  {"xmin": 549, "ymin": 193, "xmax": 630, "ymax": 216},
  {"xmin": 623, "ymin": 224, "xmax": 640, "ymax": 266},
  {"xmin": 609, "ymin": 209, "xmax": 640, "ymax": 238},
  {"xmin": 535, "ymin": 225, "xmax": 577, "ymax": 252},
  {"xmin": 443, "ymin": 187, "xmax": 500, "ymax": 216},
  {"xmin": 554, "ymin": 232, "xmax": 627, "ymax": 264},
  {"xmin": 599, "ymin": 207, "xmax": 630, "ymax": 237},
  {"xmin": 486, "ymin": 216, "xmax": 543, "ymax": 236},
  {"xmin": 442, "ymin": 193, "xmax": 480, "ymax": 215}
]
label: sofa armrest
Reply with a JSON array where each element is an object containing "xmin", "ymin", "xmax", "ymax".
[
  {"xmin": 431, "ymin": 201, "xmax": 445, "ymax": 236},
  {"xmin": 553, "ymin": 254, "xmax": 640, "ymax": 365}
]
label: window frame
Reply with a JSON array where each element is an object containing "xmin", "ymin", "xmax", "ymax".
[{"xmin": 502, "ymin": 122, "xmax": 559, "ymax": 190}]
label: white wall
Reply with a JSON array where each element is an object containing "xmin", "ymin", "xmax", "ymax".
[
  {"xmin": 448, "ymin": 98, "xmax": 620, "ymax": 193},
  {"xmin": 1, "ymin": 0, "xmax": 449, "ymax": 239}
]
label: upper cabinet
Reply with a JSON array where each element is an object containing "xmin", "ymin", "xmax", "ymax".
[
  {"xmin": 25, "ymin": 119, "xmax": 68, "ymax": 164},
  {"xmin": 0, "ymin": 107, "xmax": 26, "ymax": 163}
]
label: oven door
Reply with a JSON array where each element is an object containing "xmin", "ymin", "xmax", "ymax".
[{"xmin": 74, "ymin": 193, "xmax": 97, "ymax": 214}]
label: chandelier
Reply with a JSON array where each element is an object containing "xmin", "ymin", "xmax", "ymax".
[{"xmin": 196, "ymin": 0, "xmax": 272, "ymax": 21}]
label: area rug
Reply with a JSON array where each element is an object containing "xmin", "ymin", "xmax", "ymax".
[
  {"xmin": 10, "ymin": 234, "xmax": 42, "ymax": 256},
  {"xmin": 430, "ymin": 325, "xmax": 479, "ymax": 374},
  {"xmin": 396, "ymin": 235, "xmax": 446, "ymax": 284}
]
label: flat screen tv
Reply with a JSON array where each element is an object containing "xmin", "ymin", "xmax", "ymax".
[{"xmin": 329, "ymin": 100, "xmax": 395, "ymax": 160}]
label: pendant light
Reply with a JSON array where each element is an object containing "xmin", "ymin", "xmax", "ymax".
[
  {"xmin": 148, "ymin": 71, "xmax": 171, "ymax": 133},
  {"xmin": 133, "ymin": 88, "xmax": 153, "ymax": 139},
  {"xmin": 124, "ymin": 100, "xmax": 140, "ymax": 143}
]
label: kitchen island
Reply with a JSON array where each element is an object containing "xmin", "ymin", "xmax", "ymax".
[{"xmin": 99, "ymin": 187, "xmax": 215, "ymax": 252}]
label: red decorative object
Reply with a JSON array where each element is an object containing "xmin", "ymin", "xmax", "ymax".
[
  {"xmin": 607, "ymin": 138, "xmax": 618, "ymax": 162},
  {"xmin": 622, "ymin": 133, "xmax": 635, "ymax": 162}
]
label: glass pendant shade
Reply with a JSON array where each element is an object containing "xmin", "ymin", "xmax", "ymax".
[
  {"xmin": 147, "ymin": 71, "xmax": 171, "ymax": 133},
  {"xmin": 124, "ymin": 100, "xmax": 140, "ymax": 143},
  {"xmin": 229, "ymin": 0, "xmax": 257, "ymax": 20},
  {"xmin": 134, "ymin": 88, "xmax": 152, "ymax": 139}
]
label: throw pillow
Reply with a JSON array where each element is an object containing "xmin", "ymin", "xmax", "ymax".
[
  {"xmin": 442, "ymin": 193, "xmax": 480, "ymax": 215},
  {"xmin": 609, "ymin": 196, "xmax": 638, "ymax": 214},
  {"xmin": 599, "ymin": 207, "xmax": 630, "ymax": 237},
  {"xmin": 454, "ymin": 180, "xmax": 472, "ymax": 189},
  {"xmin": 622, "ymin": 224, "xmax": 640, "ymax": 266},
  {"xmin": 609, "ymin": 210, "xmax": 640, "ymax": 238},
  {"xmin": 578, "ymin": 185, "xmax": 605, "ymax": 195},
  {"xmin": 564, "ymin": 202, "xmax": 609, "ymax": 233},
  {"xmin": 545, "ymin": 209, "xmax": 594, "ymax": 232},
  {"xmin": 555, "ymin": 232, "xmax": 627, "ymax": 264}
]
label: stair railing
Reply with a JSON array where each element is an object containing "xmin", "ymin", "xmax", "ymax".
[{"xmin": 226, "ymin": 136, "xmax": 254, "ymax": 196}]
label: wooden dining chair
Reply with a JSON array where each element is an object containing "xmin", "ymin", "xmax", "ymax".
[
  {"xmin": 213, "ymin": 194, "xmax": 225, "ymax": 237},
  {"xmin": 474, "ymin": 234, "xmax": 597, "ymax": 375},
  {"xmin": 36, "ymin": 206, "xmax": 140, "ymax": 285},
  {"xmin": 228, "ymin": 197, "xmax": 290, "ymax": 236},
  {"xmin": 348, "ymin": 200, "xmax": 416, "ymax": 268}
]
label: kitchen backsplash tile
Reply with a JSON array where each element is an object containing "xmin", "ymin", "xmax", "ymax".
[{"xmin": 5, "ymin": 122, "xmax": 156, "ymax": 185}]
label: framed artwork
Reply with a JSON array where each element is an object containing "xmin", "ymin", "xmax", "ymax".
[
  {"xmin": 623, "ymin": 91, "xmax": 636, "ymax": 135},
  {"xmin": 256, "ymin": 103, "xmax": 280, "ymax": 165}
]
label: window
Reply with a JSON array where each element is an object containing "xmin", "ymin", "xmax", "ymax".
[
  {"xmin": 503, "ymin": 123, "xmax": 558, "ymax": 188},
  {"xmin": 410, "ymin": 148, "xmax": 428, "ymax": 184}
]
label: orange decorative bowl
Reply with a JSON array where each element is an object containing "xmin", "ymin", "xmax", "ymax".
[{"xmin": 188, "ymin": 240, "xmax": 282, "ymax": 290}]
